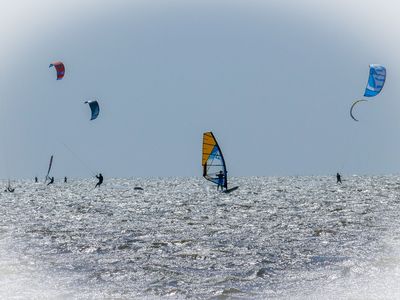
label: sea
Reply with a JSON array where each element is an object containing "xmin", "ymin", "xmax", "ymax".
[{"xmin": 1, "ymin": 176, "xmax": 400, "ymax": 299}]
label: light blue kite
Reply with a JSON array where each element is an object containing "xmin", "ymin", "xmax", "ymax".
[
  {"xmin": 364, "ymin": 64, "xmax": 386, "ymax": 97},
  {"xmin": 350, "ymin": 64, "xmax": 386, "ymax": 121}
]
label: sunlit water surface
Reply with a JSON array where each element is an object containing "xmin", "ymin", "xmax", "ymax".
[{"xmin": 1, "ymin": 176, "xmax": 400, "ymax": 299}]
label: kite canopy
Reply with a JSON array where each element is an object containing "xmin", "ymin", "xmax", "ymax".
[
  {"xmin": 350, "ymin": 64, "xmax": 386, "ymax": 122},
  {"xmin": 364, "ymin": 64, "xmax": 386, "ymax": 97},
  {"xmin": 49, "ymin": 61, "xmax": 65, "ymax": 80},
  {"xmin": 202, "ymin": 132, "xmax": 227, "ymax": 189},
  {"xmin": 84, "ymin": 100, "xmax": 100, "ymax": 120}
]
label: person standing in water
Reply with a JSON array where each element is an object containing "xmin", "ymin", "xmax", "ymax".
[
  {"xmin": 35, "ymin": 177, "xmax": 38, "ymax": 183},
  {"xmin": 336, "ymin": 173, "xmax": 342, "ymax": 184},
  {"xmin": 216, "ymin": 170, "xmax": 225, "ymax": 191},
  {"xmin": 64, "ymin": 177, "xmax": 67, "ymax": 183},
  {"xmin": 95, "ymin": 173, "xmax": 103, "ymax": 188}
]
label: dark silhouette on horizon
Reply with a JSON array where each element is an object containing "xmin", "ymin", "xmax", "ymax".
[
  {"xmin": 95, "ymin": 173, "xmax": 103, "ymax": 188},
  {"xmin": 336, "ymin": 173, "xmax": 342, "ymax": 184},
  {"xmin": 47, "ymin": 177, "xmax": 54, "ymax": 186}
]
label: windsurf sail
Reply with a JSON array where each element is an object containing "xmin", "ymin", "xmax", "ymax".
[
  {"xmin": 364, "ymin": 64, "xmax": 386, "ymax": 97},
  {"xmin": 202, "ymin": 132, "xmax": 228, "ymax": 189},
  {"xmin": 84, "ymin": 100, "xmax": 100, "ymax": 120},
  {"xmin": 49, "ymin": 61, "xmax": 65, "ymax": 80},
  {"xmin": 45, "ymin": 155, "xmax": 54, "ymax": 181}
]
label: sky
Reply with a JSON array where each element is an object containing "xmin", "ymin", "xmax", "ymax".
[{"xmin": 0, "ymin": 0, "xmax": 400, "ymax": 178}]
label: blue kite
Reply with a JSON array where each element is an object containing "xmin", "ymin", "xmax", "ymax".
[
  {"xmin": 364, "ymin": 64, "xmax": 386, "ymax": 97},
  {"xmin": 84, "ymin": 100, "xmax": 100, "ymax": 120}
]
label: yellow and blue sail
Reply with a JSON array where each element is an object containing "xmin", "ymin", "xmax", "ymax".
[
  {"xmin": 202, "ymin": 132, "xmax": 227, "ymax": 188},
  {"xmin": 364, "ymin": 64, "xmax": 386, "ymax": 97}
]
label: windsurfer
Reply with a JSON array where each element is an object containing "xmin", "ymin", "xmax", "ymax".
[
  {"xmin": 95, "ymin": 173, "xmax": 103, "ymax": 188},
  {"xmin": 216, "ymin": 171, "xmax": 225, "ymax": 191}
]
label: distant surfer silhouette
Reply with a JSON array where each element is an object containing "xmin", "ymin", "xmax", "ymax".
[
  {"xmin": 35, "ymin": 176, "xmax": 38, "ymax": 183},
  {"xmin": 216, "ymin": 171, "xmax": 225, "ymax": 191},
  {"xmin": 64, "ymin": 177, "xmax": 67, "ymax": 183},
  {"xmin": 47, "ymin": 177, "xmax": 54, "ymax": 185},
  {"xmin": 95, "ymin": 173, "xmax": 103, "ymax": 188},
  {"xmin": 5, "ymin": 182, "xmax": 14, "ymax": 192},
  {"xmin": 336, "ymin": 173, "xmax": 342, "ymax": 184}
]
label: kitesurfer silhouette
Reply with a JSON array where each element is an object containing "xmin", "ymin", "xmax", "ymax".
[
  {"xmin": 95, "ymin": 173, "xmax": 103, "ymax": 188},
  {"xmin": 336, "ymin": 173, "xmax": 342, "ymax": 184},
  {"xmin": 216, "ymin": 171, "xmax": 224, "ymax": 191},
  {"xmin": 47, "ymin": 177, "xmax": 54, "ymax": 185}
]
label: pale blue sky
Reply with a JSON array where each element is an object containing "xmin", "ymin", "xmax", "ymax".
[{"xmin": 0, "ymin": 0, "xmax": 400, "ymax": 178}]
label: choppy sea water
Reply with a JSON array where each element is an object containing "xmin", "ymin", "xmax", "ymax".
[{"xmin": 1, "ymin": 176, "xmax": 400, "ymax": 299}]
